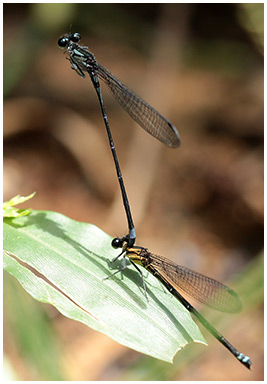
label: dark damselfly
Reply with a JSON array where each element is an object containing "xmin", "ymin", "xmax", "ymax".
[
  {"xmin": 58, "ymin": 33, "xmax": 251, "ymax": 369},
  {"xmin": 109, "ymin": 236, "xmax": 252, "ymax": 369},
  {"xmin": 58, "ymin": 32, "xmax": 180, "ymax": 247}
]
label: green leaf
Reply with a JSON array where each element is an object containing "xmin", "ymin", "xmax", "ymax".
[
  {"xmin": 3, "ymin": 210, "xmax": 206, "ymax": 363},
  {"xmin": 3, "ymin": 192, "xmax": 36, "ymax": 218}
]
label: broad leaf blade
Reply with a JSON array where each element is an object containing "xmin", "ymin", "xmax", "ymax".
[{"xmin": 3, "ymin": 210, "xmax": 206, "ymax": 362}]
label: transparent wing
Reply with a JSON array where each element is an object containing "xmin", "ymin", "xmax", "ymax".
[
  {"xmin": 97, "ymin": 64, "xmax": 180, "ymax": 148},
  {"xmin": 149, "ymin": 253, "xmax": 242, "ymax": 313}
]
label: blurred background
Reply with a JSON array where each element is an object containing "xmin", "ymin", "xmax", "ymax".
[{"xmin": 3, "ymin": 3, "xmax": 263, "ymax": 381}]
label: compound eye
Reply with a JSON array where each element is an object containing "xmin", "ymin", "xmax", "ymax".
[
  {"xmin": 111, "ymin": 238, "xmax": 123, "ymax": 249},
  {"xmin": 71, "ymin": 32, "xmax": 81, "ymax": 43},
  {"xmin": 58, "ymin": 36, "xmax": 69, "ymax": 48}
]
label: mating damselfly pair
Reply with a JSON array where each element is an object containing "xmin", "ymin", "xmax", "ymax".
[{"xmin": 58, "ymin": 32, "xmax": 251, "ymax": 369}]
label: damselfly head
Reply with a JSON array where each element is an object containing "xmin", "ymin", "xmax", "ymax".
[
  {"xmin": 111, "ymin": 237, "xmax": 124, "ymax": 249},
  {"xmin": 58, "ymin": 33, "xmax": 81, "ymax": 49}
]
